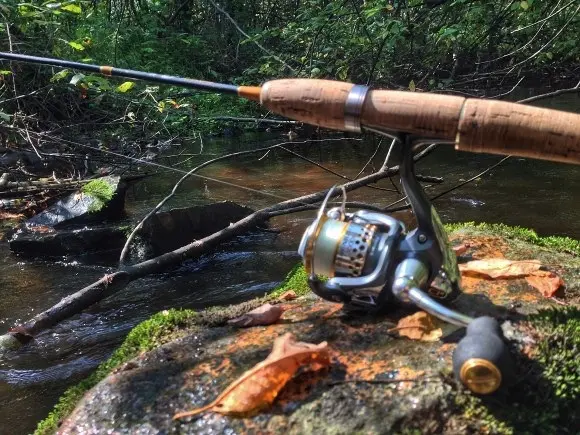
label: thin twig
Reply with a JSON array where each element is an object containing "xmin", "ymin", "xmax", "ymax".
[
  {"xmin": 206, "ymin": 0, "xmax": 296, "ymax": 73},
  {"xmin": 516, "ymin": 80, "xmax": 580, "ymax": 104}
]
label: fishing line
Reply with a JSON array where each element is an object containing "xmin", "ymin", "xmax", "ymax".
[{"xmin": 34, "ymin": 131, "xmax": 363, "ymax": 206}]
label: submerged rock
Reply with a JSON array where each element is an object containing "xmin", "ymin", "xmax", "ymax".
[
  {"xmin": 139, "ymin": 201, "xmax": 255, "ymax": 256},
  {"xmin": 9, "ymin": 225, "xmax": 127, "ymax": 259}
]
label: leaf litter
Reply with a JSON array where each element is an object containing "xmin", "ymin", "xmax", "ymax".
[{"xmin": 173, "ymin": 333, "xmax": 330, "ymax": 419}]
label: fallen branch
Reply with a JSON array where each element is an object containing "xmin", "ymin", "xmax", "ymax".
[{"xmin": 0, "ymin": 145, "xmax": 440, "ymax": 352}]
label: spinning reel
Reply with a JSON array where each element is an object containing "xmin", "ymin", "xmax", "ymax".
[{"xmin": 298, "ymin": 134, "xmax": 513, "ymax": 395}]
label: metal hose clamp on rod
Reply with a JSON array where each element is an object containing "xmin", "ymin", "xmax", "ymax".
[{"xmin": 344, "ymin": 85, "xmax": 370, "ymax": 133}]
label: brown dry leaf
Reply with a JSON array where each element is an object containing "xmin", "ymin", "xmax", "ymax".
[
  {"xmin": 173, "ymin": 333, "xmax": 330, "ymax": 420},
  {"xmin": 277, "ymin": 290, "xmax": 297, "ymax": 301},
  {"xmin": 525, "ymin": 270, "xmax": 564, "ymax": 298},
  {"xmin": 452, "ymin": 243, "xmax": 470, "ymax": 256},
  {"xmin": 389, "ymin": 311, "xmax": 442, "ymax": 342},
  {"xmin": 227, "ymin": 303, "xmax": 284, "ymax": 327},
  {"xmin": 459, "ymin": 258, "xmax": 541, "ymax": 279}
]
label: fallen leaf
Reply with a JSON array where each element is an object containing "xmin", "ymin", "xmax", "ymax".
[
  {"xmin": 389, "ymin": 311, "xmax": 442, "ymax": 342},
  {"xmin": 525, "ymin": 270, "xmax": 564, "ymax": 298},
  {"xmin": 174, "ymin": 333, "xmax": 329, "ymax": 419},
  {"xmin": 277, "ymin": 290, "xmax": 297, "ymax": 301},
  {"xmin": 227, "ymin": 303, "xmax": 284, "ymax": 327},
  {"xmin": 459, "ymin": 258, "xmax": 541, "ymax": 279},
  {"xmin": 452, "ymin": 243, "xmax": 470, "ymax": 256}
]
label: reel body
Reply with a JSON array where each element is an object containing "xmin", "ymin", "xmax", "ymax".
[{"xmin": 297, "ymin": 134, "xmax": 513, "ymax": 395}]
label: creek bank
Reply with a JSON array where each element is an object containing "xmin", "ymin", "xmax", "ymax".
[{"xmin": 37, "ymin": 224, "xmax": 580, "ymax": 434}]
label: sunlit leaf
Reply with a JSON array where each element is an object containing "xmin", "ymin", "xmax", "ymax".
[
  {"xmin": 228, "ymin": 303, "xmax": 284, "ymax": 328},
  {"xmin": 408, "ymin": 80, "xmax": 416, "ymax": 92},
  {"xmin": 68, "ymin": 41, "xmax": 85, "ymax": 51},
  {"xmin": 50, "ymin": 69, "xmax": 70, "ymax": 82},
  {"xmin": 520, "ymin": 1, "xmax": 529, "ymax": 10},
  {"xmin": 389, "ymin": 311, "xmax": 442, "ymax": 342},
  {"xmin": 61, "ymin": 4, "xmax": 82, "ymax": 14},
  {"xmin": 459, "ymin": 258, "xmax": 541, "ymax": 279},
  {"xmin": 0, "ymin": 70, "xmax": 12, "ymax": 76},
  {"xmin": 69, "ymin": 73, "xmax": 85, "ymax": 85},
  {"xmin": 117, "ymin": 81, "xmax": 135, "ymax": 93}
]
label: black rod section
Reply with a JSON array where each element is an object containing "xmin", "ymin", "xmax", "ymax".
[{"xmin": 0, "ymin": 52, "xmax": 239, "ymax": 95}]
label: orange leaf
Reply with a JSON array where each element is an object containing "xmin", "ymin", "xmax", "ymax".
[
  {"xmin": 227, "ymin": 303, "xmax": 284, "ymax": 327},
  {"xmin": 277, "ymin": 290, "xmax": 297, "ymax": 301},
  {"xmin": 459, "ymin": 258, "xmax": 541, "ymax": 279},
  {"xmin": 389, "ymin": 311, "xmax": 442, "ymax": 342},
  {"xmin": 525, "ymin": 270, "xmax": 564, "ymax": 298},
  {"xmin": 452, "ymin": 243, "xmax": 470, "ymax": 256},
  {"xmin": 173, "ymin": 333, "xmax": 329, "ymax": 419}
]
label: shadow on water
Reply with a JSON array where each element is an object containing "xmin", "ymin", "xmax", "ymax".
[{"xmin": 0, "ymin": 91, "xmax": 578, "ymax": 434}]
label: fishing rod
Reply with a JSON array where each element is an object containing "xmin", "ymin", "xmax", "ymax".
[
  {"xmin": 4, "ymin": 51, "xmax": 580, "ymax": 396},
  {"xmin": 1, "ymin": 51, "xmax": 579, "ymax": 166}
]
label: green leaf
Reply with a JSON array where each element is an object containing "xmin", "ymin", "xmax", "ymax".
[
  {"xmin": 409, "ymin": 80, "xmax": 416, "ymax": 92},
  {"xmin": 68, "ymin": 41, "xmax": 85, "ymax": 51},
  {"xmin": 117, "ymin": 81, "xmax": 135, "ymax": 93},
  {"xmin": 0, "ymin": 112, "xmax": 11, "ymax": 122},
  {"xmin": 520, "ymin": 1, "xmax": 529, "ymax": 10},
  {"xmin": 50, "ymin": 69, "xmax": 70, "ymax": 82},
  {"xmin": 61, "ymin": 4, "xmax": 82, "ymax": 14},
  {"xmin": 0, "ymin": 70, "xmax": 12, "ymax": 76}
]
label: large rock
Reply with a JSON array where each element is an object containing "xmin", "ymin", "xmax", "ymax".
[
  {"xmin": 50, "ymin": 226, "xmax": 580, "ymax": 434},
  {"xmin": 25, "ymin": 176, "xmax": 126, "ymax": 227},
  {"xmin": 8, "ymin": 176, "xmax": 127, "ymax": 259},
  {"xmin": 139, "ymin": 201, "xmax": 255, "ymax": 256}
]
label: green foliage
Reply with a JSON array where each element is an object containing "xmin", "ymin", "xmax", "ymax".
[
  {"xmin": 2, "ymin": 0, "xmax": 579, "ymax": 139},
  {"xmin": 445, "ymin": 222, "xmax": 580, "ymax": 256},
  {"xmin": 532, "ymin": 307, "xmax": 580, "ymax": 399},
  {"xmin": 34, "ymin": 308, "xmax": 198, "ymax": 435},
  {"xmin": 82, "ymin": 179, "xmax": 114, "ymax": 212},
  {"xmin": 269, "ymin": 263, "xmax": 311, "ymax": 298}
]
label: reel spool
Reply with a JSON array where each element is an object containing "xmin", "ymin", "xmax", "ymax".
[{"xmin": 298, "ymin": 186, "xmax": 406, "ymax": 308}]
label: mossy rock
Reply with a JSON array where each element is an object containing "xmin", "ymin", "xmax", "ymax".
[{"xmin": 36, "ymin": 223, "xmax": 580, "ymax": 434}]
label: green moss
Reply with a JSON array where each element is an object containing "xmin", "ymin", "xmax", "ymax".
[
  {"xmin": 531, "ymin": 307, "xmax": 580, "ymax": 400},
  {"xmin": 269, "ymin": 263, "xmax": 311, "ymax": 298},
  {"xmin": 34, "ymin": 309, "xmax": 197, "ymax": 435},
  {"xmin": 456, "ymin": 307, "xmax": 580, "ymax": 434},
  {"xmin": 445, "ymin": 222, "xmax": 580, "ymax": 256},
  {"xmin": 81, "ymin": 178, "xmax": 115, "ymax": 212}
]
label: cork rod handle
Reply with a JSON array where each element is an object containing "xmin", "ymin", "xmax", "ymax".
[{"xmin": 259, "ymin": 79, "xmax": 580, "ymax": 164}]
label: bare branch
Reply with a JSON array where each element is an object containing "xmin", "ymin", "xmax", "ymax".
[
  {"xmin": 516, "ymin": 80, "xmax": 580, "ymax": 104},
  {"xmin": 206, "ymin": 0, "xmax": 296, "ymax": 73}
]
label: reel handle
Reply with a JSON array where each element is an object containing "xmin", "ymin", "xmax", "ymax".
[{"xmin": 452, "ymin": 317, "xmax": 514, "ymax": 395}]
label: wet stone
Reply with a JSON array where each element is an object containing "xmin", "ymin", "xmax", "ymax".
[{"xmin": 55, "ymin": 228, "xmax": 580, "ymax": 434}]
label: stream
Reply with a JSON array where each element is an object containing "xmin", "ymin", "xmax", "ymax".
[{"xmin": 1, "ymin": 92, "xmax": 579, "ymax": 434}]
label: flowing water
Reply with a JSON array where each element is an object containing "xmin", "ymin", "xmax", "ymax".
[{"xmin": 1, "ymin": 93, "xmax": 579, "ymax": 434}]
